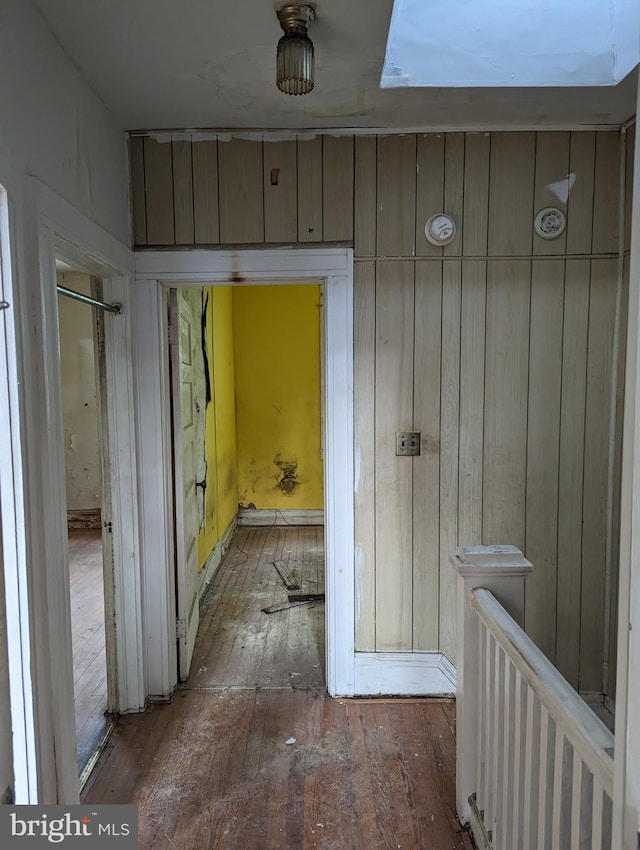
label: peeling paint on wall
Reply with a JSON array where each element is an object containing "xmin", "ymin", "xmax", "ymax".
[{"xmin": 546, "ymin": 173, "xmax": 576, "ymax": 203}]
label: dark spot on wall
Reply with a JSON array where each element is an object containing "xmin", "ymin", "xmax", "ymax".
[
  {"xmin": 229, "ymin": 252, "xmax": 244, "ymax": 283},
  {"xmin": 239, "ymin": 501, "xmax": 257, "ymax": 510},
  {"xmin": 275, "ymin": 456, "xmax": 299, "ymax": 496},
  {"xmin": 224, "ymin": 466, "xmax": 234, "ymax": 498}
]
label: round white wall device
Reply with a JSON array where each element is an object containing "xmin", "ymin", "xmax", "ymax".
[
  {"xmin": 425, "ymin": 214, "xmax": 456, "ymax": 246},
  {"xmin": 534, "ymin": 207, "xmax": 566, "ymax": 240}
]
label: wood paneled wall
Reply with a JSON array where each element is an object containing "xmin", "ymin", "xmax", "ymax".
[
  {"xmin": 131, "ymin": 130, "xmax": 626, "ymax": 692},
  {"xmin": 607, "ymin": 121, "xmax": 635, "ymax": 702}
]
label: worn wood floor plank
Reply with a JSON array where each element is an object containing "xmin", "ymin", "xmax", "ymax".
[
  {"xmin": 69, "ymin": 529, "xmax": 110, "ymax": 775},
  {"xmin": 84, "ymin": 527, "xmax": 468, "ymax": 849}
]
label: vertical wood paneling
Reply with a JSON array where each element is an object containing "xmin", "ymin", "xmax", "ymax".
[
  {"xmin": 323, "ymin": 136, "xmax": 354, "ymax": 242},
  {"xmin": 354, "ymin": 136, "xmax": 377, "ymax": 256},
  {"xmin": 459, "ymin": 260, "xmax": 487, "ymax": 545},
  {"xmin": 192, "ymin": 140, "xmax": 220, "ymax": 244},
  {"xmin": 566, "ymin": 132, "xmax": 595, "ymax": 255},
  {"xmin": 591, "ymin": 132, "xmax": 620, "ymax": 255},
  {"xmin": 488, "ymin": 133, "xmax": 536, "ymax": 256},
  {"xmin": 354, "ymin": 262, "xmax": 376, "ymax": 651},
  {"xmin": 524, "ymin": 259, "xmax": 564, "ymax": 660},
  {"xmin": 439, "ymin": 261, "xmax": 461, "ymax": 661},
  {"xmin": 172, "ymin": 139, "xmax": 194, "ymax": 245},
  {"xmin": 129, "ymin": 136, "xmax": 147, "ymax": 246},
  {"xmin": 412, "ymin": 262, "xmax": 442, "ymax": 650},
  {"xmin": 533, "ymin": 132, "xmax": 570, "ymax": 256},
  {"xmin": 297, "ymin": 137, "xmax": 323, "ymax": 242},
  {"xmin": 375, "ymin": 261, "xmax": 414, "ymax": 650},
  {"xmin": 416, "ymin": 134, "xmax": 445, "ymax": 257},
  {"xmin": 483, "ymin": 260, "xmax": 531, "ymax": 547},
  {"xmin": 218, "ymin": 139, "xmax": 264, "ymax": 243},
  {"xmin": 130, "ymin": 130, "xmax": 624, "ymax": 684},
  {"xmin": 143, "ymin": 137, "xmax": 175, "ymax": 245},
  {"xmin": 555, "ymin": 260, "xmax": 590, "ymax": 689},
  {"xmin": 263, "ymin": 140, "xmax": 297, "ymax": 242},
  {"xmin": 462, "ymin": 133, "xmax": 490, "ymax": 255},
  {"xmin": 608, "ymin": 252, "xmax": 629, "ymax": 699},
  {"xmin": 443, "ymin": 134, "xmax": 465, "ymax": 257},
  {"xmin": 376, "ymin": 135, "xmax": 416, "ymax": 257},
  {"xmin": 624, "ymin": 124, "xmax": 635, "ymax": 252},
  {"xmin": 580, "ymin": 258, "xmax": 617, "ymax": 691}
]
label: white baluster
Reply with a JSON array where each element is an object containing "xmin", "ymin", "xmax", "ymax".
[
  {"xmin": 538, "ymin": 705, "xmax": 550, "ymax": 850},
  {"xmin": 552, "ymin": 729, "xmax": 565, "ymax": 849},
  {"xmin": 571, "ymin": 754, "xmax": 582, "ymax": 850},
  {"xmin": 477, "ymin": 622, "xmax": 487, "ymax": 815},
  {"xmin": 512, "ymin": 667, "xmax": 523, "ymax": 848},
  {"xmin": 592, "ymin": 781, "xmax": 603, "ymax": 849}
]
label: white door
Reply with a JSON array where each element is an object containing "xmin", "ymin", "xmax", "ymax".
[{"xmin": 169, "ymin": 290, "xmax": 200, "ymax": 680}]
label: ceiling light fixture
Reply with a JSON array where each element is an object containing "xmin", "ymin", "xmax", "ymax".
[{"xmin": 276, "ymin": 3, "xmax": 316, "ymax": 96}]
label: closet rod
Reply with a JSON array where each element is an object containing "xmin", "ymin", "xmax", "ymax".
[{"xmin": 57, "ymin": 285, "xmax": 122, "ymax": 315}]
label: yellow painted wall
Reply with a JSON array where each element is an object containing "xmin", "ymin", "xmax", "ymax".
[
  {"xmin": 198, "ymin": 286, "xmax": 238, "ymax": 567},
  {"xmin": 233, "ymin": 284, "xmax": 323, "ymax": 510}
]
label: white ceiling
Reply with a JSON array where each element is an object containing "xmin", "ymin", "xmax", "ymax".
[{"xmin": 35, "ymin": 0, "xmax": 638, "ymax": 131}]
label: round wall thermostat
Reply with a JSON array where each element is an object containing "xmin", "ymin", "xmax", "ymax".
[
  {"xmin": 534, "ymin": 207, "xmax": 566, "ymax": 240},
  {"xmin": 425, "ymin": 214, "xmax": 456, "ymax": 246}
]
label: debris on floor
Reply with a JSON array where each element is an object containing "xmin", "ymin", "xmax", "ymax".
[
  {"xmin": 261, "ymin": 599, "xmax": 315, "ymax": 615},
  {"xmin": 272, "ymin": 559, "xmax": 301, "ymax": 590},
  {"xmin": 287, "ymin": 592, "xmax": 325, "ymax": 603}
]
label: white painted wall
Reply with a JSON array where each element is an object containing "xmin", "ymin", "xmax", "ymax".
[
  {"xmin": 0, "ymin": 513, "xmax": 14, "ymax": 804},
  {"xmin": 57, "ymin": 272, "xmax": 101, "ymax": 511},
  {"xmin": 0, "ymin": 2, "xmax": 130, "ymax": 243},
  {"xmin": 0, "ymin": 0, "xmax": 130, "ymax": 802}
]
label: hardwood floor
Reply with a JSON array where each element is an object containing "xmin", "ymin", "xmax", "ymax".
[
  {"xmin": 68, "ymin": 529, "xmax": 111, "ymax": 777},
  {"xmin": 189, "ymin": 525, "xmax": 325, "ymax": 689},
  {"xmin": 83, "ymin": 526, "xmax": 471, "ymax": 849}
]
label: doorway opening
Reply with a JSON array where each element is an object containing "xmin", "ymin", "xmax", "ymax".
[
  {"xmin": 56, "ymin": 265, "xmax": 115, "ymax": 784},
  {"xmin": 169, "ymin": 282, "xmax": 325, "ymax": 687}
]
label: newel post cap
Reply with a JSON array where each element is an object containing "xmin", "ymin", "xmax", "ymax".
[{"xmin": 450, "ymin": 544, "xmax": 533, "ymax": 578}]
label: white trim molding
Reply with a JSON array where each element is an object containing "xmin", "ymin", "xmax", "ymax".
[
  {"xmin": 613, "ymin": 81, "xmax": 640, "ymax": 850},
  {"xmin": 352, "ymin": 652, "xmax": 456, "ymax": 697},
  {"xmin": 237, "ymin": 509, "xmax": 324, "ymax": 527},
  {"xmin": 25, "ymin": 178, "xmax": 138, "ymax": 802},
  {"xmin": 133, "ymin": 248, "xmax": 355, "ymax": 698}
]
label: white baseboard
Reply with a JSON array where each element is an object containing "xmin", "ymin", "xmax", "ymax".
[
  {"xmin": 352, "ymin": 651, "xmax": 457, "ymax": 696},
  {"xmin": 237, "ymin": 508, "xmax": 324, "ymax": 527},
  {"xmin": 199, "ymin": 517, "xmax": 237, "ymax": 597}
]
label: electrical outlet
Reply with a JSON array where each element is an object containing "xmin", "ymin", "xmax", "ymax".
[{"xmin": 396, "ymin": 432, "xmax": 421, "ymax": 456}]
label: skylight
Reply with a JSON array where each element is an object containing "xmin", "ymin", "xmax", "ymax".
[{"xmin": 381, "ymin": 0, "xmax": 639, "ymax": 89}]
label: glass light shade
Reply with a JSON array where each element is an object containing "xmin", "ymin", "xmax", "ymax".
[{"xmin": 276, "ymin": 33, "xmax": 314, "ymax": 95}]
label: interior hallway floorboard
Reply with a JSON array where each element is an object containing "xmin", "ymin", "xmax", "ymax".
[
  {"xmin": 189, "ymin": 525, "xmax": 326, "ymax": 689},
  {"xmin": 69, "ymin": 528, "xmax": 110, "ymax": 776},
  {"xmin": 83, "ymin": 525, "xmax": 471, "ymax": 849}
]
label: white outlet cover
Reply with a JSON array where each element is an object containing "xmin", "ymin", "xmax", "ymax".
[
  {"xmin": 534, "ymin": 207, "xmax": 566, "ymax": 240},
  {"xmin": 425, "ymin": 214, "xmax": 456, "ymax": 246}
]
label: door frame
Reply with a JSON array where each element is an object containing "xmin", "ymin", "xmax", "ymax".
[
  {"xmin": 134, "ymin": 248, "xmax": 355, "ymax": 698},
  {"xmin": 14, "ymin": 179, "xmax": 143, "ymax": 802}
]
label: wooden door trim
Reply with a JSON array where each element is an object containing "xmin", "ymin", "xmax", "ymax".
[
  {"xmin": 134, "ymin": 248, "xmax": 355, "ymax": 697},
  {"xmin": 17, "ymin": 178, "xmax": 139, "ymax": 803}
]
